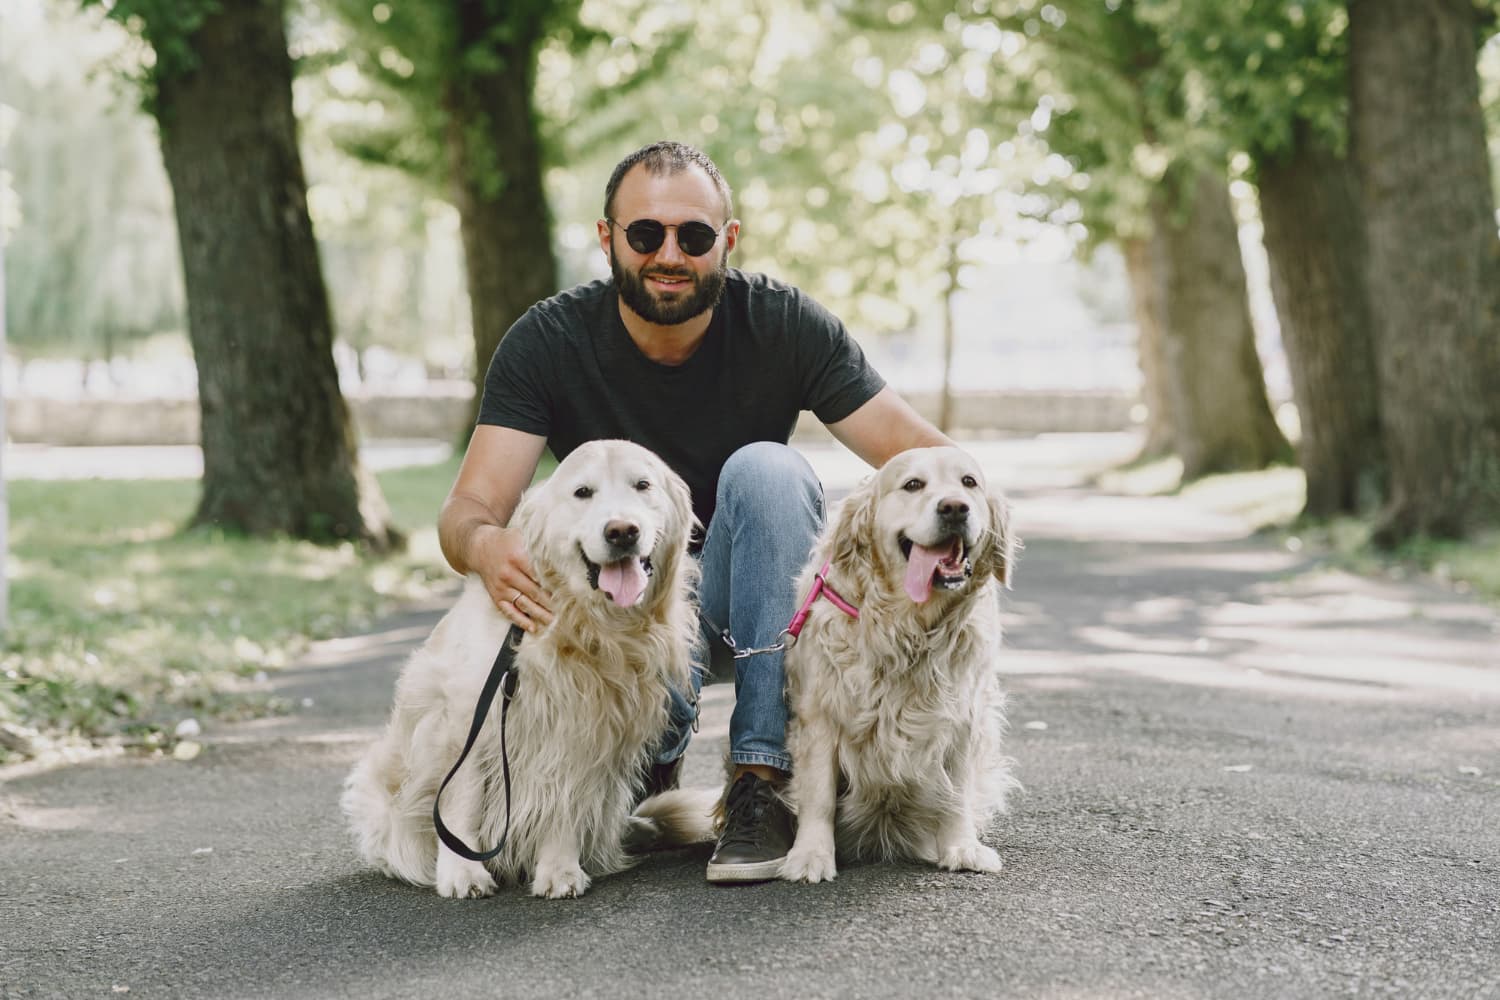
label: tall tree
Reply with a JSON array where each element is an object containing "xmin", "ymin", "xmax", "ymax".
[
  {"xmin": 1349, "ymin": 0, "xmax": 1500, "ymax": 543},
  {"xmin": 1120, "ymin": 236, "xmax": 1175, "ymax": 458},
  {"xmin": 1142, "ymin": 0, "xmax": 1385, "ymax": 515},
  {"xmin": 1256, "ymin": 127, "xmax": 1383, "ymax": 515},
  {"xmin": 320, "ymin": 0, "xmax": 561, "ymax": 424},
  {"xmin": 323, "ymin": 0, "xmax": 685, "ymax": 426},
  {"xmin": 1150, "ymin": 166, "xmax": 1291, "ymax": 477},
  {"xmin": 995, "ymin": 0, "xmax": 1290, "ymax": 474},
  {"xmin": 88, "ymin": 0, "xmax": 400, "ymax": 548},
  {"xmin": 443, "ymin": 0, "xmax": 558, "ymax": 426}
]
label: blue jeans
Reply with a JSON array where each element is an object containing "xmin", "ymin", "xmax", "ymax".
[{"xmin": 656, "ymin": 442, "xmax": 825, "ymax": 773}]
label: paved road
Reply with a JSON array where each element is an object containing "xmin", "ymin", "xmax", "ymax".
[{"xmin": 3, "ymin": 435, "xmax": 1498, "ymax": 999}]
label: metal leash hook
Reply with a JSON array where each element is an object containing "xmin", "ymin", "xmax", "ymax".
[
  {"xmin": 732, "ymin": 629, "xmax": 793, "ymax": 660},
  {"xmin": 717, "ymin": 626, "xmax": 792, "ymax": 660}
]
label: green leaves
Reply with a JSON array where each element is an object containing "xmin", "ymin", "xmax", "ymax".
[{"xmin": 79, "ymin": 0, "xmax": 223, "ymax": 98}]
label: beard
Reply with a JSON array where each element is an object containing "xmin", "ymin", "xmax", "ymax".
[{"xmin": 611, "ymin": 245, "xmax": 728, "ymax": 326}]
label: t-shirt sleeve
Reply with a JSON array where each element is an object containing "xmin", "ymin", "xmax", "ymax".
[
  {"xmin": 794, "ymin": 292, "xmax": 887, "ymax": 424},
  {"xmin": 476, "ymin": 308, "xmax": 553, "ymax": 435}
]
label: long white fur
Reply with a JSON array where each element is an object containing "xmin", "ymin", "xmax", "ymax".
[
  {"xmin": 340, "ymin": 440, "xmax": 700, "ymax": 899},
  {"xmin": 781, "ymin": 445, "xmax": 1020, "ymax": 883}
]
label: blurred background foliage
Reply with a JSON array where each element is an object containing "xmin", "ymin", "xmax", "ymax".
[
  {"xmin": 4, "ymin": 1, "xmax": 1492, "ymax": 376},
  {"xmin": 1, "ymin": 0, "xmax": 1498, "ymax": 526},
  {"xmin": 0, "ymin": 0, "xmax": 1163, "ymax": 380}
]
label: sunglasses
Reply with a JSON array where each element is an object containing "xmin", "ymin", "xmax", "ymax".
[{"xmin": 606, "ymin": 218, "xmax": 726, "ymax": 257}]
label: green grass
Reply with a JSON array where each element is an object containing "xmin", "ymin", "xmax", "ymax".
[
  {"xmin": 1095, "ymin": 456, "xmax": 1308, "ymax": 531},
  {"xmin": 0, "ymin": 459, "xmax": 465, "ymax": 762},
  {"xmin": 1094, "ymin": 457, "xmax": 1500, "ymax": 603},
  {"xmin": 1296, "ymin": 520, "xmax": 1500, "ymax": 603}
]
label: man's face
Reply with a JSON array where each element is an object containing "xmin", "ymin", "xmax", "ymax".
[{"xmin": 601, "ymin": 165, "xmax": 738, "ymax": 327}]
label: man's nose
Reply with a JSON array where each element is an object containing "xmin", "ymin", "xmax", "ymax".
[{"xmin": 654, "ymin": 228, "xmax": 687, "ymax": 263}]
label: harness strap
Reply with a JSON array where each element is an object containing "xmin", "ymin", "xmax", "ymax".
[
  {"xmin": 432, "ymin": 624, "xmax": 525, "ymax": 862},
  {"xmin": 785, "ymin": 561, "xmax": 859, "ymax": 639},
  {"xmin": 705, "ymin": 561, "xmax": 861, "ymax": 659}
]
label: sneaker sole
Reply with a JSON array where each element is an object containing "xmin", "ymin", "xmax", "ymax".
[{"xmin": 705, "ymin": 857, "xmax": 785, "ymax": 883}]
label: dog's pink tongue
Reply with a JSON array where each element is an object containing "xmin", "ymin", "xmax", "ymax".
[
  {"xmin": 904, "ymin": 540, "xmax": 961, "ymax": 603},
  {"xmin": 599, "ymin": 557, "xmax": 648, "ymax": 607}
]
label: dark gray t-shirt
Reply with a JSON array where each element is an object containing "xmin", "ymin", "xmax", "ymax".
[{"xmin": 477, "ymin": 268, "xmax": 885, "ymax": 527}]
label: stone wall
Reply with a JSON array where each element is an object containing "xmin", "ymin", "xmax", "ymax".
[{"xmin": 6, "ymin": 385, "xmax": 1136, "ymax": 446}]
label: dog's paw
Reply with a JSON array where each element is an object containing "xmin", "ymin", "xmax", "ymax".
[
  {"xmin": 781, "ymin": 844, "xmax": 838, "ymax": 884},
  {"xmin": 937, "ymin": 841, "xmax": 1003, "ymax": 874},
  {"xmin": 435, "ymin": 855, "xmax": 498, "ymax": 899},
  {"xmin": 531, "ymin": 862, "xmax": 591, "ymax": 899}
]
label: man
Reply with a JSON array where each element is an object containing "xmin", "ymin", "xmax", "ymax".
[{"xmin": 438, "ymin": 140, "xmax": 950, "ymax": 883}]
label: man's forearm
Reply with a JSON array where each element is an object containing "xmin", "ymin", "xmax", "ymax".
[{"xmin": 437, "ymin": 496, "xmax": 505, "ymax": 577}]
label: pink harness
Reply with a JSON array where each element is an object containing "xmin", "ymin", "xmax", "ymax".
[{"xmin": 785, "ymin": 561, "xmax": 860, "ymax": 640}]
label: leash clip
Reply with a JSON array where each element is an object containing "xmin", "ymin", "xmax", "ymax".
[{"xmin": 731, "ymin": 629, "xmax": 791, "ymax": 660}]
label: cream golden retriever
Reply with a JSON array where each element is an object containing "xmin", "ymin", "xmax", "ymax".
[
  {"xmin": 781, "ymin": 445, "xmax": 1019, "ymax": 883},
  {"xmin": 340, "ymin": 439, "xmax": 700, "ymax": 899}
]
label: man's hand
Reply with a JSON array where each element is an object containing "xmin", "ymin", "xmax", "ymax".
[
  {"xmin": 466, "ymin": 524, "xmax": 554, "ymax": 633},
  {"xmin": 437, "ymin": 425, "xmax": 553, "ymax": 632}
]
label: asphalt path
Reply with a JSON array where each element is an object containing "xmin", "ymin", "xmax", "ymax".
[{"xmin": 3, "ymin": 435, "xmax": 1498, "ymax": 999}]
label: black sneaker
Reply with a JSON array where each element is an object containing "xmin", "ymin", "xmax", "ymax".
[{"xmin": 705, "ymin": 772, "xmax": 794, "ymax": 883}]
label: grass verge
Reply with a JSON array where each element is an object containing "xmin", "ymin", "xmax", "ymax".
[
  {"xmin": 0, "ymin": 458, "xmax": 464, "ymax": 765},
  {"xmin": 1094, "ymin": 457, "xmax": 1500, "ymax": 603}
]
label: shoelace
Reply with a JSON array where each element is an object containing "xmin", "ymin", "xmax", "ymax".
[{"xmin": 718, "ymin": 778, "xmax": 776, "ymax": 849}]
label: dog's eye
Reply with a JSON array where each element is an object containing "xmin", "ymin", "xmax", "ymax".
[
  {"xmin": 634, "ymin": 479, "xmax": 651, "ymax": 491},
  {"xmin": 961, "ymin": 475, "xmax": 978, "ymax": 489},
  {"xmin": 573, "ymin": 486, "xmax": 594, "ymax": 499},
  {"xmin": 902, "ymin": 478, "xmax": 924, "ymax": 493}
]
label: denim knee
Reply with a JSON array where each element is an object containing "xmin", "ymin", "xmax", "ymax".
[{"xmin": 716, "ymin": 442, "xmax": 823, "ymax": 527}]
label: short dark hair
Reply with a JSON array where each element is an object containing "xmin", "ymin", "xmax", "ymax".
[{"xmin": 603, "ymin": 141, "xmax": 734, "ymax": 223}]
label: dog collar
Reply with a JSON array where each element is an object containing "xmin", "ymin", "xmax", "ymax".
[{"xmin": 786, "ymin": 561, "xmax": 860, "ymax": 640}]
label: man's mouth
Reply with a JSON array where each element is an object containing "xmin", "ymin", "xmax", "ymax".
[
  {"xmin": 582, "ymin": 548, "xmax": 654, "ymax": 608},
  {"xmin": 646, "ymin": 272, "xmax": 692, "ymax": 292},
  {"xmin": 897, "ymin": 533, "xmax": 972, "ymax": 603}
]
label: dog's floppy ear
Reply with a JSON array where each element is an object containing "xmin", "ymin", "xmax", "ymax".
[
  {"xmin": 826, "ymin": 475, "xmax": 878, "ymax": 573},
  {"xmin": 510, "ymin": 480, "xmax": 546, "ymax": 574},
  {"xmin": 664, "ymin": 464, "xmax": 695, "ymax": 551},
  {"xmin": 650, "ymin": 459, "xmax": 696, "ymax": 591},
  {"xmin": 977, "ymin": 490, "xmax": 1017, "ymax": 588}
]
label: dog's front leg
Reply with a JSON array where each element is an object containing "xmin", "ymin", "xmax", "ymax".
[
  {"xmin": 933, "ymin": 759, "xmax": 1002, "ymax": 875},
  {"xmin": 782, "ymin": 720, "xmax": 839, "ymax": 883},
  {"xmin": 530, "ymin": 826, "xmax": 590, "ymax": 899},
  {"xmin": 432, "ymin": 765, "xmax": 500, "ymax": 899}
]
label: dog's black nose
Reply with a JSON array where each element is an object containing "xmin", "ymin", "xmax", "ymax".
[
  {"xmin": 605, "ymin": 520, "xmax": 640, "ymax": 548},
  {"xmin": 937, "ymin": 498, "xmax": 969, "ymax": 521}
]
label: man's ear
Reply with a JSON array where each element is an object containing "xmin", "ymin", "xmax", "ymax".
[{"xmin": 980, "ymin": 491, "xmax": 1017, "ymax": 588}]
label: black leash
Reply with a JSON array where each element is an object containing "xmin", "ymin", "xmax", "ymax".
[{"xmin": 432, "ymin": 624, "xmax": 525, "ymax": 862}]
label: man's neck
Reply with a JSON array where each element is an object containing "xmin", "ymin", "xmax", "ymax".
[{"xmin": 618, "ymin": 303, "xmax": 714, "ymax": 366}]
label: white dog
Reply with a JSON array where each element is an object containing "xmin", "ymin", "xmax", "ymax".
[
  {"xmin": 341, "ymin": 439, "xmax": 700, "ymax": 899},
  {"xmin": 781, "ymin": 445, "xmax": 1019, "ymax": 883}
]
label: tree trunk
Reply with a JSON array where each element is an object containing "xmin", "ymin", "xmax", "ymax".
[
  {"xmin": 1121, "ymin": 235, "xmax": 1175, "ymax": 459},
  {"xmin": 1150, "ymin": 167, "xmax": 1292, "ymax": 480},
  {"xmin": 445, "ymin": 2, "xmax": 558, "ymax": 431},
  {"xmin": 938, "ymin": 239, "xmax": 958, "ymax": 435},
  {"xmin": 153, "ymin": 0, "xmax": 400, "ymax": 549},
  {"xmin": 1255, "ymin": 125, "xmax": 1386, "ymax": 519},
  {"xmin": 1349, "ymin": 0, "xmax": 1500, "ymax": 543}
]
